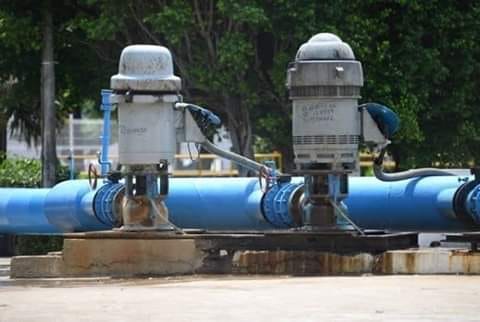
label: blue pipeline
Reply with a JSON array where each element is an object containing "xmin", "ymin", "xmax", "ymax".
[
  {"xmin": 0, "ymin": 178, "xmax": 274, "ymax": 234},
  {"xmin": 166, "ymin": 177, "xmax": 273, "ymax": 230},
  {"xmin": 0, "ymin": 188, "xmax": 59, "ymax": 234},
  {"xmin": 165, "ymin": 176, "xmax": 479, "ymax": 231},
  {"xmin": 1, "ymin": 176, "xmax": 480, "ymax": 234},
  {"xmin": 0, "ymin": 180, "xmax": 112, "ymax": 234},
  {"xmin": 166, "ymin": 176, "xmax": 480, "ymax": 231},
  {"xmin": 346, "ymin": 176, "xmax": 475, "ymax": 231}
]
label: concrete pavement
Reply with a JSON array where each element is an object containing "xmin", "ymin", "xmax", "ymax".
[{"xmin": 1, "ymin": 274, "xmax": 479, "ymax": 321}]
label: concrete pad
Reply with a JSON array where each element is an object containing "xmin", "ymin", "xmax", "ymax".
[
  {"xmin": 233, "ymin": 250, "xmax": 374, "ymax": 275},
  {"xmin": 63, "ymin": 238, "xmax": 206, "ymax": 277},
  {"xmin": 9, "ymin": 237, "xmax": 480, "ymax": 278},
  {"xmin": 11, "ymin": 238, "xmax": 206, "ymax": 278},
  {"xmin": 377, "ymin": 248, "xmax": 480, "ymax": 274},
  {"xmin": 11, "ymin": 255, "xmax": 64, "ymax": 278}
]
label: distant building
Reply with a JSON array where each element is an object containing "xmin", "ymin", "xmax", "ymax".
[{"xmin": 7, "ymin": 117, "xmax": 234, "ymax": 174}]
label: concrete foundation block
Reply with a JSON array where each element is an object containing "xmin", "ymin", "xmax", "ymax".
[
  {"xmin": 232, "ymin": 250, "xmax": 374, "ymax": 275},
  {"xmin": 11, "ymin": 238, "xmax": 206, "ymax": 278},
  {"xmin": 11, "ymin": 255, "xmax": 65, "ymax": 278},
  {"xmin": 376, "ymin": 248, "xmax": 480, "ymax": 274},
  {"xmin": 60, "ymin": 238, "xmax": 206, "ymax": 277},
  {"xmin": 10, "ymin": 238, "xmax": 480, "ymax": 278}
]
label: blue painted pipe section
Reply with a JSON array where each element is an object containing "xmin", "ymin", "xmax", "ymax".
[
  {"xmin": 44, "ymin": 180, "xmax": 110, "ymax": 232},
  {"xmin": 166, "ymin": 177, "xmax": 273, "ymax": 230},
  {"xmin": 165, "ymin": 176, "xmax": 478, "ymax": 231},
  {"xmin": 0, "ymin": 176, "xmax": 479, "ymax": 234},
  {"xmin": 0, "ymin": 180, "xmax": 110, "ymax": 234},
  {"xmin": 0, "ymin": 188, "xmax": 59, "ymax": 234},
  {"xmin": 346, "ymin": 176, "xmax": 474, "ymax": 231}
]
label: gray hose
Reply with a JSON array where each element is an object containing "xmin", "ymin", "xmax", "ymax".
[
  {"xmin": 373, "ymin": 149, "xmax": 456, "ymax": 181},
  {"xmin": 179, "ymin": 101, "xmax": 279, "ymax": 175},
  {"xmin": 201, "ymin": 140, "xmax": 271, "ymax": 174},
  {"xmin": 373, "ymin": 164, "xmax": 457, "ymax": 181}
]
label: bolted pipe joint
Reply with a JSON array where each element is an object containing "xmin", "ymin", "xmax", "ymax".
[
  {"xmin": 44, "ymin": 180, "xmax": 111, "ymax": 232},
  {"xmin": 262, "ymin": 182, "xmax": 302, "ymax": 228},
  {"xmin": 93, "ymin": 182, "xmax": 125, "ymax": 228},
  {"xmin": 464, "ymin": 184, "xmax": 480, "ymax": 225}
]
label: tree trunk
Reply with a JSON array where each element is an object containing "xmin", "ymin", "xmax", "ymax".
[
  {"xmin": 41, "ymin": 0, "xmax": 57, "ymax": 187},
  {"xmin": 223, "ymin": 94, "xmax": 255, "ymax": 177},
  {"xmin": 0, "ymin": 114, "xmax": 7, "ymax": 159}
]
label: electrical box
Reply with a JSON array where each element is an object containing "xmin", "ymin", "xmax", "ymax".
[{"xmin": 115, "ymin": 95, "xmax": 177, "ymax": 164}]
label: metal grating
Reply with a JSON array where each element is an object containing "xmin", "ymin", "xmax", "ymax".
[
  {"xmin": 290, "ymin": 86, "xmax": 360, "ymax": 98},
  {"xmin": 293, "ymin": 135, "xmax": 359, "ymax": 145}
]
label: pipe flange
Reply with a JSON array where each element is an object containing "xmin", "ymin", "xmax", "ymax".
[
  {"xmin": 93, "ymin": 183, "xmax": 125, "ymax": 227},
  {"xmin": 453, "ymin": 180, "xmax": 478, "ymax": 226},
  {"xmin": 262, "ymin": 183, "xmax": 301, "ymax": 228},
  {"xmin": 466, "ymin": 185, "xmax": 480, "ymax": 225}
]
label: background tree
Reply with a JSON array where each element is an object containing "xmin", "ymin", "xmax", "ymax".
[
  {"xmin": 41, "ymin": 0, "xmax": 57, "ymax": 187},
  {"xmin": 1, "ymin": 0, "xmax": 480, "ymax": 173},
  {"xmin": 0, "ymin": 1, "xmax": 113, "ymax": 149},
  {"xmin": 71, "ymin": 0, "xmax": 271, "ymax": 175}
]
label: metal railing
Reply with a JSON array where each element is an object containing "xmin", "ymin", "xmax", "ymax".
[
  {"xmin": 58, "ymin": 152, "xmax": 283, "ymax": 177},
  {"xmin": 59, "ymin": 151, "xmax": 394, "ymax": 177}
]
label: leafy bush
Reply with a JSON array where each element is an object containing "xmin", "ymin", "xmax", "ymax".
[
  {"xmin": 0, "ymin": 156, "xmax": 69, "ymax": 255},
  {"xmin": 0, "ymin": 156, "xmax": 70, "ymax": 187},
  {"xmin": 14, "ymin": 236, "xmax": 63, "ymax": 255}
]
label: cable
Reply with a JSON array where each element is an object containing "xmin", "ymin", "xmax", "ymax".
[
  {"xmin": 176, "ymin": 101, "xmax": 281, "ymax": 176},
  {"xmin": 373, "ymin": 148, "xmax": 457, "ymax": 182},
  {"xmin": 201, "ymin": 139, "xmax": 277, "ymax": 175}
]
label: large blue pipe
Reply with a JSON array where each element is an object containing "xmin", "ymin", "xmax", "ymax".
[
  {"xmin": 165, "ymin": 176, "xmax": 478, "ymax": 232},
  {"xmin": 346, "ymin": 176, "xmax": 474, "ymax": 231},
  {"xmin": 0, "ymin": 180, "xmax": 110, "ymax": 234},
  {"xmin": 167, "ymin": 177, "xmax": 272, "ymax": 230},
  {"xmin": 0, "ymin": 176, "xmax": 479, "ymax": 234},
  {"xmin": 0, "ymin": 188, "xmax": 58, "ymax": 234}
]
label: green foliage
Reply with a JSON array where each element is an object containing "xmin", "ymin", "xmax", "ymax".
[
  {"xmin": 144, "ymin": 1, "xmax": 194, "ymax": 45},
  {"xmin": 0, "ymin": 156, "xmax": 69, "ymax": 188},
  {"xmin": 14, "ymin": 235, "xmax": 63, "ymax": 256},
  {"xmin": 0, "ymin": 1, "xmax": 116, "ymax": 148},
  {"xmin": 2, "ymin": 0, "xmax": 480, "ymax": 171}
]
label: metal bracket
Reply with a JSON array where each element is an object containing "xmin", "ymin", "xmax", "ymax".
[{"xmin": 360, "ymin": 107, "xmax": 389, "ymax": 146}]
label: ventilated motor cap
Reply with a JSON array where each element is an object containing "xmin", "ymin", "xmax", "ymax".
[
  {"xmin": 296, "ymin": 33, "xmax": 355, "ymax": 61},
  {"xmin": 111, "ymin": 45, "xmax": 181, "ymax": 92}
]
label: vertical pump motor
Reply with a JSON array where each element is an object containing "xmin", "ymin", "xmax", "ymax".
[
  {"xmin": 110, "ymin": 45, "xmax": 181, "ymax": 230},
  {"xmin": 286, "ymin": 33, "xmax": 364, "ymax": 229}
]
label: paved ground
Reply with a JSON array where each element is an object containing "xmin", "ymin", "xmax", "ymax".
[{"xmin": 1, "ymin": 258, "xmax": 480, "ymax": 322}]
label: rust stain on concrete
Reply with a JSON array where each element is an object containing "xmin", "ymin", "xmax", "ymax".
[
  {"xmin": 232, "ymin": 251, "xmax": 373, "ymax": 275},
  {"xmin": 405, "ymin": 252, "xmax": 416, "ymax": 274},
  {"xmin": 373, "ymin": 252, "xmax": 392, "ymax": 274}
]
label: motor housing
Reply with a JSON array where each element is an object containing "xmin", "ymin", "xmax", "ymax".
[{"xmin": 287, "ymin": 33, "xmax": 364, "ymax": 171}]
